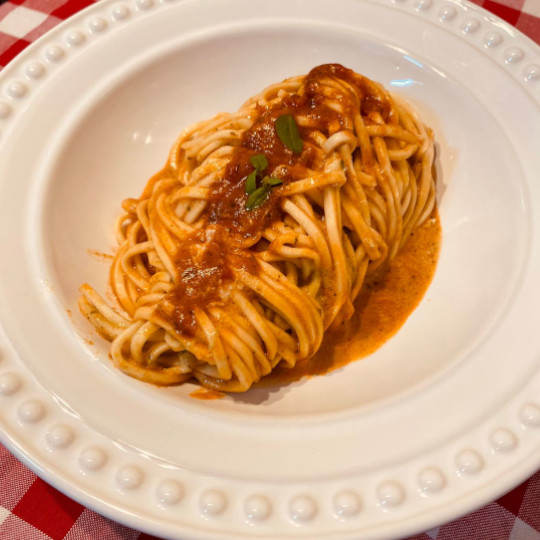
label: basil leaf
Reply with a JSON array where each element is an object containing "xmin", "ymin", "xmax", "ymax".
[
  {"xmin": 275, "ymin": 114, "xmax": 303, "ymax": 155},
  {"xmin": 245, "ymin": 170, "xmax": 258, "ymax": 195},
  {"xmin": 262, "ymin": 176, "xmax": 283, "ymax": 187},
  {"xmin": 250, "ymin": 153, "xmax": 268, "ymax": 171},
  {"xmin": 245, "ymin": 186, "xmax": 269, "ymax": 211}
]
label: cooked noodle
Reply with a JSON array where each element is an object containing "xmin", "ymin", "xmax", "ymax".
[{"xmin": 79, "ymin": 64, "xmax": 436, "ymax": 392}]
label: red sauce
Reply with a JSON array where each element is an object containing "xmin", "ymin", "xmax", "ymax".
[
  {"xmin": 167, "ymin": 226, "xmax": 258, "ymax": 336},
  {"xmin": 206, "ymin": 147, "xmax": 282, "ymax": 241},
  {"xmin": 164, "ymin": 64, "xmax": 392, "ymax": 336}
]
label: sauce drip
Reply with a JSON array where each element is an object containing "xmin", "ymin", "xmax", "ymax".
[{"xmin": 189, "ymin": 387, "xmax": 226, "ymax": 400}]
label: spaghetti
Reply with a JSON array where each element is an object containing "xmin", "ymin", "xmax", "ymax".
[{"xmin": 79, "ymin": 64, "xmax": 437, "ymax": 392}]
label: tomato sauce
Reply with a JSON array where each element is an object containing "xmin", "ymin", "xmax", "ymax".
[{"xmin": 164, "ymin": 64, "xmax": 391, "ymax": 335}]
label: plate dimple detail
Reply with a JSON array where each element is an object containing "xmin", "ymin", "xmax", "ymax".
[
  {"xmin": 6, "ymin": 81, "xmax": 27, "ymax": 99},
  {"xmin": 0, "ymin": 373, "xmax": 21, "ymax": 395},
  {"xmin": 18, "ymin": 400, "xmax": 45, "ymax": 423},
  {"xmin": 200, "ymin": 489, "xmax": 228, "ymax": 516},
  {"xmin": 157, "ymin": 480, "xmax": 184, "ymax": 506},
  {"xmin": 136, "ymin": 0, "xmax": 154, "ymax": 8},
  {"xmin": 45, "ymin": 45, "xmax": 65, "ymax": 63},
  {"xmin": 376, "ymin": 482, "xmax": 405, "ymax": 508},
  {"xmin": 439, "ymin": 6, "xmax": 456, "ymax": 21},
  {"xmin": 46, "ymin": 424, "xmax": 75, "ymax": 448},
  {"xmin": 490, "ymin": 428, "xmax": 517, "ymax": 453},
  {"xmin": 88, "ymin": 17, "xmax": 108, "ymax": 33},
  {"xmin": 116, "ymin": 465, "xmax": 144, "ymax": 490},
  {"xmin": 289, "ymin": 495, "xmax": 318, "ymax": 522},
  {"xmin": 78, "ymin": 446, "xmax": 107, "ymax": 471},
  {"xmin": 112, "ymin": 4, "xmax": 131, "ymax": 20},
  {"xmin": 484, "ymin": 32, "xmax": 503, "ymax": 48},
  {"xmin": 332, "ymin": 490, "xmax": 362, "ymax": 518},
  {"xmin": 520, "ymin": 403, "xmax": 540, "ymax": 427},
  {"xmin": 524, "ymin": 65, "xmax": 540, "ymax": 82},
  {"xmin": 418, "ymin": 467, "xmax": 446, "ymax": 494},
  {"xmin": 505, "ymin": 48, "xmax": 524, "ymax": 64},
  {"xmin": 456, "ymin": 449, "xmax": 484, "ymax": 475},
  {"xmin": 66, "ymin": 30, "xmax": 86, "ymax": 47},
  {"xmin": 25, "ymin": 63, "xmax": 46, "ymax": 79},
  {"xmin": 416, "ymin": 0, "xmax": 433, "ymax": 12},
  {"xmin": 462, "ymin": 18, "xmax": 479, "ymax": 34},
  {"xmin": 244, "ymin": 494, "xmax": 272, "ymax": 521}
]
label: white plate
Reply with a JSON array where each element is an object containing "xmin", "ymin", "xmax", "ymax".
[{"xmin": 0, "ymin": 0, "xmax": 539, "ymax": 538}]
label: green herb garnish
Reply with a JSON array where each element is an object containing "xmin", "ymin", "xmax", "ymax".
[
  {"xmin": 262, "ymin": 176, "xmax": 283, "ymax": 187},
  {"xmin": 245, "ymin": 186, "xmax": 270, "ymax": 211},
  {"xmin": 275, "ymin": 114, "xmax": 303, "ymax": 155},
  {"xmin": 244, "ymin": 154, "xmax": 283, "ymax": 211},
  {"xmin": 245, "ymin": 170, "xmax": 258, "ymax": 195},
  {"xmin": 250, "ymin": 153, "xmax": 268, "ymax": 171}
]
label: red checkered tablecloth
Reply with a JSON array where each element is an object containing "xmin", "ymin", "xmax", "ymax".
[{"xmin": 0, "ymin": 0, "xmax": 539, "ymax": 539}]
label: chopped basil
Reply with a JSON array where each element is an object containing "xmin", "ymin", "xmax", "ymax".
[
  {"xmin": 245, "ymin": 186, "xmax": 269, "ymax": 211},
  {"xmin": 244, "ymin": 153, "xmax": 283, "ymax": 211},
  {"xmin": 262, "ymin": 176, "xmax": 283, "ymax": 187},
  {"xmin": 275, "ymin": 114, "xmax": 303, "ymax": 155},
  {"xmin": 245, "ymin": 170, "xmax": 258, "ymax": 195},
  {"xmin": 250, "ymin": 153, "xmax": 268, "ymax": 172}
]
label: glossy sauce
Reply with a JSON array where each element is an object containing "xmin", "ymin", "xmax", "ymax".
[
  {"xmin": 168, "ymin": 226, "xmax": 259, "ymax": 336},
  {"xmin": 258, "ymin": 211, "xmax": 441, "ymax": 387},
  {"xmin": 165, "ymin": 64, "xmax": 391, "ymax": 336}
]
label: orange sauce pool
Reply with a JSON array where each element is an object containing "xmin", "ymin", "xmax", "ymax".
[
  {"xmin": 189, "ymin": 388, "xmax": 226, "ymax": 400},
  {"xmin": 257, "ymin": 211, "xmax": 441, "ymax": 387}
]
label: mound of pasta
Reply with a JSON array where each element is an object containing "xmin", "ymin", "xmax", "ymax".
[{"xmin": 79, "ymin": 64, "xmax": 436, "ymax": 392}]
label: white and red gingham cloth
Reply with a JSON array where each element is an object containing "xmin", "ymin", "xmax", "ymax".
[{"xmin": 0, "ymin": 0, "xmax": 539, "ymax": 538}]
